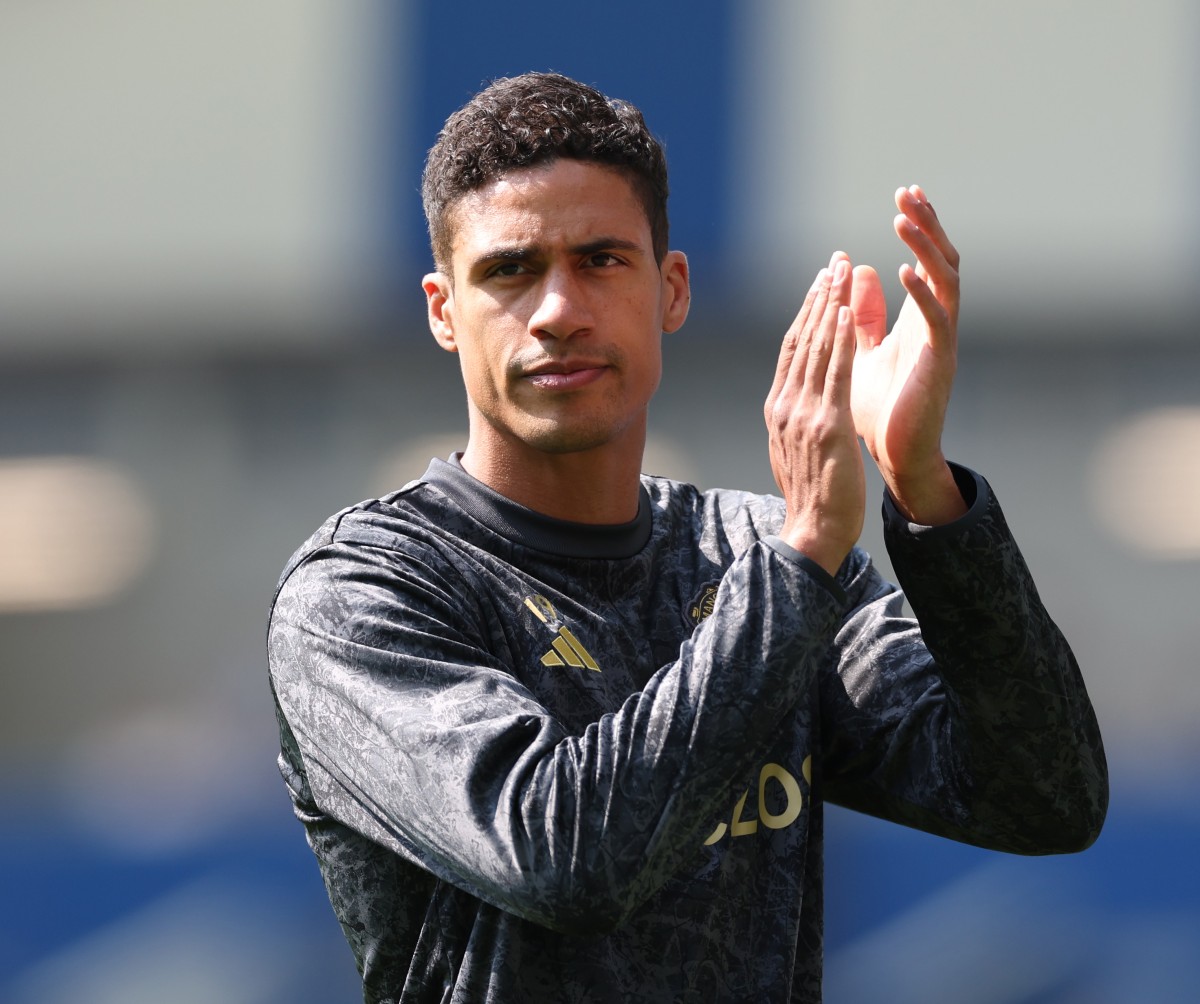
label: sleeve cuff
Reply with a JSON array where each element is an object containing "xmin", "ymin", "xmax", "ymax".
[
  {"xmin": 882, "ymin": 462, "xmax": 990, "ymax": 541},
  {"xmin": 762, "ymin": 536, "xmax": 848, "ymax": 606}
]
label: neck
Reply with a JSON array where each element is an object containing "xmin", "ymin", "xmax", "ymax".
[{"xmin": 461, "ymin": 424, "xmax": 646, "ymax": 525}]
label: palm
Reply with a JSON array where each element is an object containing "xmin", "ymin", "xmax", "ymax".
[
  {"xmin": 822, "ymin": 185, "xmax": 963, "ymax": 524},
  {"xmin": 849, "ymin": 267, "xmax": 953, "ymax": 477}
]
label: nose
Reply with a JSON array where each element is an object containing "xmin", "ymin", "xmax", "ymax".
[{"xmin": 528, "ymin": 267, "xmax": 591, "ymax": 341}]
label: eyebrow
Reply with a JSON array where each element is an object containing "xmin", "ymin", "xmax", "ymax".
[{"xmin": 468, "ymin": 236, "xmax": 645, "ymax": 273}]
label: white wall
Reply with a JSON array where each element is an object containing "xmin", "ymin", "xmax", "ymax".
[
  {"xmin": 735, "ymin": 0, "xmax": 1197, "ymax": 334},
  {"xmin": 0, "ymin": 1, "xmax": 400, "ymax": 350},
  {"xmin": 2, "ymin": 2, "xmax": 1194, "ymax": 350}
]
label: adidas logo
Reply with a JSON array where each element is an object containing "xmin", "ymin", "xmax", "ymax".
[
  {"xmin": 540, "ymin": 626, "xmax": 600, "ymax": 671},
  {"xmin": 523, "ymin": 595, "xmax": 601, "ymax": 672}
]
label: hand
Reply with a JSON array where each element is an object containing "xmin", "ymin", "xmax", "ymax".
[
  {"xmin": 847, "ymin": 185, "xmax": 966, "ymax": 524},
  {"xmin": 764, "ymin": 257, "xmax": 865, "ymax": 576}
]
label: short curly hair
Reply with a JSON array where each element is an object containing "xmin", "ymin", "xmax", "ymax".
[{"xmin": 421, "ymin": 72, "xmax": 670, "ymax": 273}]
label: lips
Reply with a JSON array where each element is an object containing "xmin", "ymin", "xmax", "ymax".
[{"xmin": 518, "ymin": 359, "xmax": 610, "ymax": 391}]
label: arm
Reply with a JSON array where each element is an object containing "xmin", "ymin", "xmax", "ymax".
[
  {"xmin": 822, "ymin": 467, "xmax": 1108, "ymax": 853},
  {"xmin": 268, "ymin": 532, "xmax": 842, "ymax": 936},
  {"xmin": 827, "ymin": 188, "xmax": 1105, "ymax": 848}
]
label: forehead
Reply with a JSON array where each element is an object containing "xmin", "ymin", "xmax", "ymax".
[{"xmin": 447, "ymin": 160, "xmax": 650, "ymax": 260}]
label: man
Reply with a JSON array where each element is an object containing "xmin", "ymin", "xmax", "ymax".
[{"xmin": 268, "ymin": 72, "xmax": 1107, "ymax": 1002}]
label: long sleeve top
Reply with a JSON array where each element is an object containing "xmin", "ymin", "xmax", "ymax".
[{"xmin": 267, "ymin": 458, "xmax": 1107, "ymax": 1003}]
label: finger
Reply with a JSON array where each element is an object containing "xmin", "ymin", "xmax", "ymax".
[
  {"xmin": 824, "ymin": 305, "xmax": 856, "ymax": 407},
  {"xmin": 909, "ymin": 184, "xmax": 937, "ymax": 221},
  {"xmin": 893, "ymin": 213, "xmax": 960, "ymax": 319},
  {"xmin": 769, "ymin": 267, "xmax": 829, "ymax": 406},
  {"xmin": 895, "ymin": 185, "xmax": 960, "ymax": 272},
  {"xmin": 805, "ymin": 259, "xmax": 851, "ymax": 389},
  {"xmin": 907, "ymin": 184, "xmax": 945, "ymax": 234},
  {"xmin": 849, "ymin": 264, "xmax": 886, "ymax": 351},
  {"xmin": 894, "ymin": 213, "xmax": 934, "ymax": 282},
  {"xmin": 898, "ymin": 262, "xmax": 954, "ymax": 351}
]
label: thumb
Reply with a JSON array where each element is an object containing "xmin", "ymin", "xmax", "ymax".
[{"xmin": 850, "ymin": 265, "xmax": 886, "ymax": 350}]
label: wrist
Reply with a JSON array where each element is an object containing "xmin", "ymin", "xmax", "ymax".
[
  {"xmin": 778, "ymin": 528, "xmax": 852, "ymax": 578},
  {"xmin": 882, "ymin": 459, "xmax": 968, "ymax": 526}
]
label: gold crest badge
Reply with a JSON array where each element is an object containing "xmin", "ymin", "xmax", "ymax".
[{"xmin": 688, "ymin": 583, "xmax": 719, "ymax": 625}]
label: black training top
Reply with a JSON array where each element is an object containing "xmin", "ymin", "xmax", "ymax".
[{"xmin": 268, "ymin": 457, "xmax": 1106, "ymax": 1003}]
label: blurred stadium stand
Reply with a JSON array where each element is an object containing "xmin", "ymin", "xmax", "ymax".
[{"xmin": 2, "ymin": 3, "xmax": 1197, "ymax": 1001}]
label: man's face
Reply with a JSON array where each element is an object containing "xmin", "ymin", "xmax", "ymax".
[{"xmin": 423, "ymin": 159, "xmax": 689, "ymax": 465}]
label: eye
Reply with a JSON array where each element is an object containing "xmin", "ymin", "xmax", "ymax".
[
  {"xmin": 584, "ymin": 252, "xmax": 622, "ymax": 268},
  {"xmin": 489, "ymin": 261, "xmax": 528, "ymax": 278}
]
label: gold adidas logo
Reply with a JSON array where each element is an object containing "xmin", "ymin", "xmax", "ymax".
[
  {"xmin": 540, "ymin": 627, "xmax": 601, "ymax": 671},
  {"xmin": 523, "ymin": 596, "xmax": 601, "ymax": 672}
]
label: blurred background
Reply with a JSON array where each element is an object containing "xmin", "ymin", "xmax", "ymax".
[{"xmin": 2, "ymin": 1, "xmax": 1197, "ymax": 1001}]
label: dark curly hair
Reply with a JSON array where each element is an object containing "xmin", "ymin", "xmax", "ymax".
[{"xmin": 421, "ymin": 72, "xmax": 670, "ymax": 273}]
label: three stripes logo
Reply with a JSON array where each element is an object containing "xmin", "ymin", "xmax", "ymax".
[{"xmin": 523, "ymin": 595, "xmax": 601, "ymax": 672}]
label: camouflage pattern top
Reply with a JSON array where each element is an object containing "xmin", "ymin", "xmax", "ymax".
[{"xmin": 267, "ymin": 457, "xmax": 1107, "ymax": 1003}]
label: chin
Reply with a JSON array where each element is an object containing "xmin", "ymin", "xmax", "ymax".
[
  {"xmin": 515, "ymin": 411, "xmax": 640, "ymax": 456},
  {"xmin": 524, "ymin": 426, "xmax": 618, "ymax": 455}
]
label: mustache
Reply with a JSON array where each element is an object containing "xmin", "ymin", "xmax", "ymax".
[{"xmin": 508, "ymin": 346, "xmax": 625, "ymax": 377}]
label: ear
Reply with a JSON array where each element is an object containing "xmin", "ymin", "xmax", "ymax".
[
  {"xmin": 423, "ymin": 272, "xmax": 458, "ymax": 353},
  {"xmin": 660, "ymin": 251, "xmax": 691, "ymax": 334}
]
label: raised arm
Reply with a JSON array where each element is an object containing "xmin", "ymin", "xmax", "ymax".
[{"xmin": 821, "ymin": 189, "xmax": 1106, "ymax": 851}]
